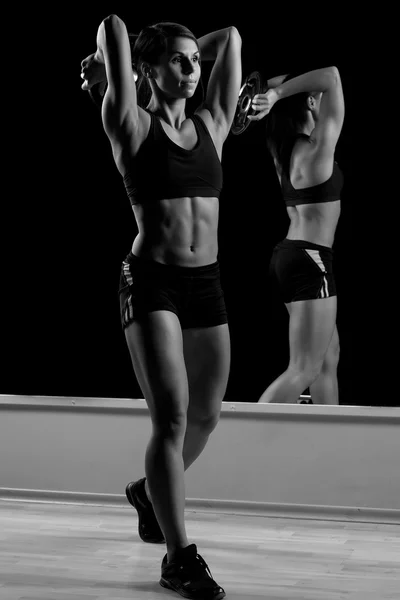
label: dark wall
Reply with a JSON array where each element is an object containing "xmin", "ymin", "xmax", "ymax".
[{"xmin": 3, "ymin": 7, "xmax": 358, "ymax": 404}]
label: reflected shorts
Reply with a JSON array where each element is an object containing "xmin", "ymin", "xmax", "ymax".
[{"xmin": 269, "ymin": 238, "xmax": 336, "ymax": 303}]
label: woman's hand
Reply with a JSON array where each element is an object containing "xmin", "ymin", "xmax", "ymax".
[
  {"xmin": 80, "ymin": 52, "xmax": 106, "ymax": 91},
  {"xmin": 247, "ymin": 88, "xmax": 280, "ymax": 121}
]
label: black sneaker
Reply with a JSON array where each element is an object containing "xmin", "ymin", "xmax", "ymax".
[
  {"xmin": 160, "ymin": 544, "xmax": 226, "ymax": 599},
  {"xmin": 125, "ymin": 478, "xmax": 165, "ymax": 544}
]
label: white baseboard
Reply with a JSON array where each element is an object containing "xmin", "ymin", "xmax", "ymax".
[{"xmin": 1, "ymin": 487, "xmax": 399, "ymax": 525}]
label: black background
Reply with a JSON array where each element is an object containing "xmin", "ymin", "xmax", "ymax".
[{"xmin": 3, "ymin": 6, "xmax": 363, "ymax": 405}]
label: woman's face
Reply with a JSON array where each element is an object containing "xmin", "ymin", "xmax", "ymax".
[{"xmin": 151, "ymin": 36, "xmax": 201, "ymax": 99}]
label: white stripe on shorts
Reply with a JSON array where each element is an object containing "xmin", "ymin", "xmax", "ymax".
[
  {"xmin": 123, "ymin": 260, "xmax": 133, "ymax": 286},
  {"xmin": 305, "ymin": 249, "xmax": 329, "ymax": 299}
]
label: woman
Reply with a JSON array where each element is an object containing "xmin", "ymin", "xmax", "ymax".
[
  {"xmin": 80, "ymin": 14, "xmax": 241, "ymax": 599},
  {"xmin": 247, "ymin": 67, "xmax": 345, "ymax": 404}
]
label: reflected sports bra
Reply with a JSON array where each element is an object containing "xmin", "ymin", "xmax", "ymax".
[
  {"xmin": 123, "ymin": 112, "xmax": 223, "ymax": 206},
  {"xmin": 281, "ymin": 161, "xmax": 344, "ymax": 207}
]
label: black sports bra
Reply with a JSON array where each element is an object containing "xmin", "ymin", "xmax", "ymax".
[
  {"xmin": 281, "ymin": 161, "xmax": 344, "ymax": 207},
  {"xmin": 122, "ymin": 112, "xmax": 223, "ymax": 206}
]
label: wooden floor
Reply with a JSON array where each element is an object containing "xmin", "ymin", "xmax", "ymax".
[{"xmin": 0, "ymin": 500, "xmax": 399, "ymax": 600}]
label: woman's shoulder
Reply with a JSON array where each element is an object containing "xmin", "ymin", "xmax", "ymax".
[{"xmin": 291, "ymin": 136, "xmax": 336, "ymax": 184}]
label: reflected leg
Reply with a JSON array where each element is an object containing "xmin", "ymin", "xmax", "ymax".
[
  {"xmin": 309, "ymin": 325, "xmax": 340, "ymax": 404},
  {"xmin": 258, "ymin": 296, "xmax": 337, "ymax": 403}
]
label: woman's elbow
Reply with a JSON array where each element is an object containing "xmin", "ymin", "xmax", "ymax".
[
  {"xmin": 104, "ymin": 14, "xmax": 119, "ymax": 23},
  {"xmin": 102, "ymin": 14, "xmax": 128, "ymax": 41},
  {"xmin": 328, "ymin": 66, "xmax": 340, "ymax": 80},
  {"xmin": 228, "ymin": 26, "xmax": 242, "ymax": 46},
  {"xmin": 103, "ymin": 14, "xmax": 125, "ymax": 30}
]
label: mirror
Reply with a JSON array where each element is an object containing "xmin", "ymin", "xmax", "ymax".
[{"xmin": 2, "ymin": 11, "xmax": 373, "ymax": 406}]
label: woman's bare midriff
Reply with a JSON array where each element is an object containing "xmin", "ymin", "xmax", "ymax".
[
  {"xmin": 286, "ymin": 200, "xmax": 341, "ymax": 248},
  {"xmin": 130, "ymin": 195, "xmax": 220, "ymax": 266}
]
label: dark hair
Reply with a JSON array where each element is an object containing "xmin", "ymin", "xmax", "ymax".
[
  {"xmin": 132, "ymin": 22, "xmax": 199, "ymax": 108},
  {"xmin": 89, "ymin": 23, "xmax": 201, "ymax": 110},
  {"xmin": 265, "ymin": 74, "xmax": 310, "ymax": 176}
]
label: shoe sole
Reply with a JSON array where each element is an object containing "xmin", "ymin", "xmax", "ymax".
[
  {"xmin": 160, "ymin": 577, "xmax": 226, "ymax": 599},
  {"xmin": 125, "ymin": 481, "xmax": 165, "ymax": 544}
]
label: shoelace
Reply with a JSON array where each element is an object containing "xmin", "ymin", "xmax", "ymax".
[{"xmin": 179, "ymin": 553, "xmax": 215, "ymax": 582}]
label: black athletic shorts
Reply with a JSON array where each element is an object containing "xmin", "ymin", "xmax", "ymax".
[
  {"xmin": 119, "ymin": 252, "xmax": 228, "ymax": 329},
  {"xmin": 269, "ymin": 238, "xmax": 336, "ymax": 303}
]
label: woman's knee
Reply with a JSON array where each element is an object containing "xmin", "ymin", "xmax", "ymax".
[
  {"xmin": 151, "ymin": 419, "xmax": 187, "ymax": 445},
  {"xmin": 289, "ymin": 358, "xmax": 324, "ymax": 386},
  {"xmin": 187, "ymin": 407, "xmax": 221, "ymax": 436},
  {"xmin": 150, "ymin": 398, "xmax": 188, "ymax": 441}
]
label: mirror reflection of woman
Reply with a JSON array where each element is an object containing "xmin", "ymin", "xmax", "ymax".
[
  {"xmin": 247, "ymin": 67, "xmax": 345, "ymax": 404},
  {"xmin": 80, "ymin": 14, "xmax": 242, "ymax": 599}
]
